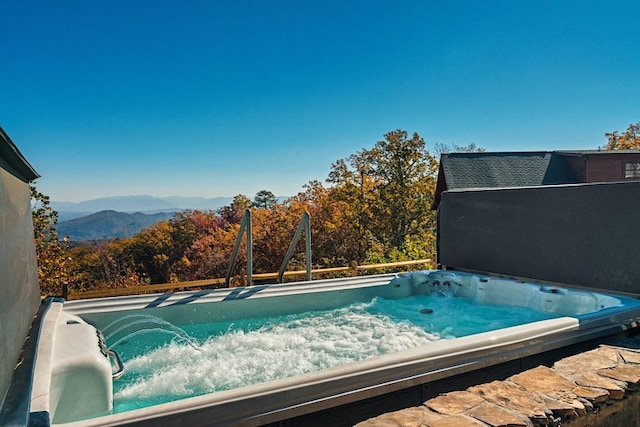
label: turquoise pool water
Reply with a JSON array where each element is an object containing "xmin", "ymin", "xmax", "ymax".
[{"xmin": 108, "ymin": 294, "xmax": 560, "ymax": 413}]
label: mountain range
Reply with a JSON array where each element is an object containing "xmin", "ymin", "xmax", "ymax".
[
  {"xmin": 53, "ymin": 195, "xmax": 235, "ymax": 221},
  {"xmin": 54, "ymin": 194, "xmax": 288, "ymax": 241},
  {"xmin": 54, "ymin": 195, "xmax": 235, "ymax": 241},
  {"xmin": 58, "ymin": 210, "xmax": 175, "ymax": 241}
]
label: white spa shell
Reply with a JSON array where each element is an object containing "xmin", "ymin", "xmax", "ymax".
[{"xmin": 32, "ymin": 271, "xmax": 640, "ymax": 426}]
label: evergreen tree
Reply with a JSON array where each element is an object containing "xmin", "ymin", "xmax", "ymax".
[{"xmin": 252, "ymin": 190, "xmax": 278, "ymax": 209}]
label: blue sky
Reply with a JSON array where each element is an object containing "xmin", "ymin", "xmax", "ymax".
[{"xmin": 2, "ymin": 1, "xmax": 639, "ymax": 202}]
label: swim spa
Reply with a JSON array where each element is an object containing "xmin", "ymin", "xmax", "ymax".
[{"xmin": 17, "ymin": 271, "xmax": 640, "ymax": 426}]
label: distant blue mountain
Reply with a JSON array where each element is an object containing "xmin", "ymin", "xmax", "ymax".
[
  {"xmin": 53, "ymin": 195, "xmax": 290, "ymax": 239},
  {"xmin": 58, "ymin": 210, "xmax": 175, "ymax": 241},
  {"xmin": 52, "ymin": 195, "xmax": 235, "ymax": 216}
]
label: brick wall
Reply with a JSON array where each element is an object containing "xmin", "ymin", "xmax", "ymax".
[{"xmin": 585, "ymin": 153, "xmax": 640, "ymax": 183}]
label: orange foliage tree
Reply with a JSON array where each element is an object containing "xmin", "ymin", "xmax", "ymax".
[
  {"xmin": 605, "ymin": 122, "xmax": 640, "ymax": 150},
  {"xmin": 31, "ymin": 183, "xmax": 77, "ymax": 296}
]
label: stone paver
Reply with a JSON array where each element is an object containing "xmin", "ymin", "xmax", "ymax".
[
  {"xmin": 509, "ymin": 366, "xmax": 585, "ymax": 415},
  {"xmin": 615, "ymin": 347, "xmax": 640, "ymax": 364},
  {"xmin": 357, "ymin": 339, "xmax": 640, "ymax": 427},
  {"xmin": 597, "ymin": 364, "xmax": 640, "ymax": 384},
  {"xmin": 539, "ymin": 395, "xmax": 579, "ymax": 417},
  {"xmin": 425, "ymin": 390, "xmax": 485, "ymax": 415},
  {"xmin": 467, "ymin": 401, "xmax": 529, "ymax": 427},
  {"xmin": 572, "ymin": 385, "xmax": 608, "ymax": 403},
  {"xmin": 552, "ymin": 349, "xmax": 618, "ymax": 374},
  {"xmin": 353, "ymin": 406, "xmax": 437, "ymax": 427},
  {"xmin": 468, "ymin": 380, "xmax": 550, "ymax": 423},
  {"xmin": 563, "ymin": 372, "xmax": 625, "ymax": 400},
  {"xmin": 428, "ymin": 414, "xmax": 488, "ymax": 427}
]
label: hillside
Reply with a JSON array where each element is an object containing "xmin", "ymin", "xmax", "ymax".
[{"xmin": 58, "ymin": 210, "xmax": 174, "ymax": 241}]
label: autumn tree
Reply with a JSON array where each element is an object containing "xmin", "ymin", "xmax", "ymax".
[
  {"xmin": 170, "ymin": 210, "xmax": 231, "ymax": 281},
  {"xmin": 218, "ymin": 194, "xmax": 252, "ymax": 224},
  {"xmin": 287, "ymin": 180, "xmax": 360, "ymax": 267},
  {"xmin": 70, "ymin": 240, "xmax": 144, "ymax": 289},
  {"xmin": 31, "ymin": 183, "xmax": 75, "ymax": 296},
  {"xmin": 604, "ymin": 122, "xmax": 640, "ymax": 150},
  {"xmin": 125, "ymin": 214, "xmax": 203, "ymax": 284}
]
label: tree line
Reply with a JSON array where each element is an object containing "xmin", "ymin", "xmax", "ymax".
[
  {"xmin": 35, "ymin": 130, "xmax": 443, "ymax": 296},
  {"xmin": 33, "ymin": 124, "xmax": 640, "ymax": 297}
]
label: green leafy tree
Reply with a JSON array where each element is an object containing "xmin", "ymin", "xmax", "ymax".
[
  {"xmin": 605, "ymin": 122, "xmax": 640, "ymax": 150},
  {"xmin": 327, "ymin": 129, "xmax": 439, "ymax": 262},
  {"xmin": 327, "ymin": 154, "xmax": 377, "ymax": 261},
  {"xmin": 369, "ymin": 130, "xmax": 438, "ymax": 250}
]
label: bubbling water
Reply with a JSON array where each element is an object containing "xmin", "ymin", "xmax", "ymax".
[
  {"xmin": 103, "ymin": 314, "xmax": 200, "ymax": 352},
  {"xmin": 112, "ymin": 295, "xmax": 558, "ymax": 413}
]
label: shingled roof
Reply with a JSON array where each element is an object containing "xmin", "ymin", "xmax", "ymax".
[{"xmin": 432, "ymin": 151, "xmax": 578, "ymax": 209}]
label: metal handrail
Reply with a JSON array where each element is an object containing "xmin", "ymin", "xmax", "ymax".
[
  {"xmin": 225, "ymin": 209, "xmax": 252, "ymax": 287},
  {"xmin": 278, "ymin": 211, "xmax": 311, "ymax": 283},
  {"xmin": 108, "ymin": 349, "xmax": 125, "ymax": 380}
]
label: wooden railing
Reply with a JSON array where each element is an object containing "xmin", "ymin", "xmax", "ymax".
[{"xmin": 66, "ymin": 259, "xmax": 432, "ymax": 300}]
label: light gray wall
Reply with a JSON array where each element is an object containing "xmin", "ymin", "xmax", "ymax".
[{"xmin": 0, "ymin": 168, "xmax": 40, "ymax": 405}]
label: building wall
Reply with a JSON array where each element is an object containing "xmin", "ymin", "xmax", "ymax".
[
  {"xmin": 437, "ymin": 181, "xmax": 640, "ymax": 294},
  {"xmin": 585, "ymin": 153, "xmax": 640, "ymax": 183},
  {"xmin": 0, "ymin": 169, "xmax": 40, "ymax": 405},
  {"xmin": 561, "ymin": 155, "xmax": 587, "ymax": 182}
]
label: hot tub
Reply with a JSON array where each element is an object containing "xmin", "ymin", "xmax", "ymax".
[{"xmin": 14, "ymin": 271, "xmax": 640, "ymax": 425}]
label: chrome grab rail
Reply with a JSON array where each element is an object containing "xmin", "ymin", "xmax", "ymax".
[{"xmin": 108, "ymin": 349, "xmax": 125, "ymax": 380}]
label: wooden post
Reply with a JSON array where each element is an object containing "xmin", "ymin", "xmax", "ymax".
[{"xmin": 350, "ymin": 260, "xmax": 358, "ymax": 277}]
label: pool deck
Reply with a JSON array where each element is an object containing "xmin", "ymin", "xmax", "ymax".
[{"xmin": 355, "ymin": 337, "xmax": 640, "ymax": 427}]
